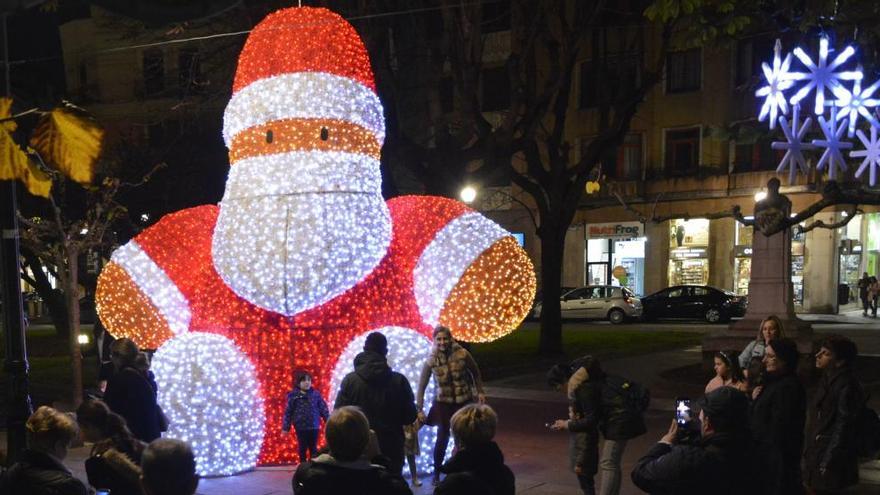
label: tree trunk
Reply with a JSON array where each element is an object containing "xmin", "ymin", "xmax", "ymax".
[
  {"xmin": 538, "ymin": 231, "xmax": 565, "ymax": 355},
  {"xmin": 21, "ymin": 249, "xmax": 69, "ymax": 336},
  {"xmin": 64, "ymin": 248, "xmax": 83, "ymax": 408}
]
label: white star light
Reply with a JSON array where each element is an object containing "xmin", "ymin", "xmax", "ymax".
[
  {"xmin": 830, "ymin": 67, "xmax": 879, "ymax": 136},
  {"xmin": 851, "ymin": 126, "xmax": 880, "ymax": 186},
  {"xmin": 772, "ymin": 105, "xmax": 814, "ymax": 183},
  {"xmin": 812, "ymin": 106, "xmax": 853, "ymax": 180},
  {"xmin": 789, "ymin": 37, "xmax": 862, "ymax": 115},
  {"xmin": 756, "ymin": 40, "xmax": 796, "ymax": 129}
]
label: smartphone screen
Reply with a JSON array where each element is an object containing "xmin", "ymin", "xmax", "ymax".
[
  {"xmin": 96, "ymin": 490, "xmax": 110, "ymax": 495},
  {"xmin": 675, "ymin": 398, "xmax": 691, "ymax": 425}
]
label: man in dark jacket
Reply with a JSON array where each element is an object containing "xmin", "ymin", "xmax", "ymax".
[
  {"xmin": 293, "ymin": 406, "xmax": 412, "ymax": 495},
  {"xmin": 333, "ymin": 332, "xmax": 418, "ymax": 474},
  {"xmin": 631, "ymin": 387, "xmax": 752, "ymax": 494},
  {"xmin": 803, "ymin": 335, "xmax": 864, "ymax": 493},
  {"xmin": 0, "ymin": 406, "xmax": 89, "ymax": 495}
]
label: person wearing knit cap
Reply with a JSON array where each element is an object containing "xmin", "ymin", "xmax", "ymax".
[
  {"xmin": 363, "ymin": 332, "xmax": 388, "ymax": 356},
  {"xmin": 334, "ymin": 332, "xmax": 417, "ymax": 475}
]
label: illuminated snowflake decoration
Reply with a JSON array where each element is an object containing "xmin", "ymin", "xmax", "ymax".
[
  {"xmin": 812, "ymin": 106, "xmax": 852, "ymax": 181},
  {"xmin": 851, "ymin": 126, "xmax": 880, "ymax": 186},
  {"xmin": 771, "ymin": 104, "xmax": 814, "ymax": 183},
  {"xmin": 328, "ymin": 327, "xmax": 452, "ymax": 475},
  {"xmin": 756, "ymin": 37, "xmax": 880, "ymax": 186},
  {"xmin": 789, "ymin": 36, "xmax": 862, "ymax": 115},
  {"xmin": 756, "ymin": 40, "xmax": 796, "ymax": 129},
  {"xmin": 830, "ymin": 69, "xmax": 880, "ymax": 137}
]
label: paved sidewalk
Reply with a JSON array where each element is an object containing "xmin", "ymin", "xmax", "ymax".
[
  {"xmin": 51, "ymin": 340, "xmax": 879, "ymax": 495},
  {"xmin": 9, "ymin": 312, "xmax": 880, "ymax": 494}
]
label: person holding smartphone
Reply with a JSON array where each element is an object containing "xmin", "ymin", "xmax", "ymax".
[{"xmin": 631, "ymin": 387, "xmax": 752, "ymax": 494}]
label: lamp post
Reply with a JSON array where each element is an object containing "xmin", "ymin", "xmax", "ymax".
[{"xmin": 1, "ymin": 10, "xmax": 32, "ymax": 464}]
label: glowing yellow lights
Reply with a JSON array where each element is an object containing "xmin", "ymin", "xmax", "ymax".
[
  {"xmin": 439, "ymin": 236, "xmax": 537, "ymax": 343},
  {"xmin": 95, "ymin": 261, "xmax": 176, "ymax": 350}
]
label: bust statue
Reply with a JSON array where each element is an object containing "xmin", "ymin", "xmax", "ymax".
[{"xmin": 754, "ymin": 178, "xmax": 792, "ymax": 235}]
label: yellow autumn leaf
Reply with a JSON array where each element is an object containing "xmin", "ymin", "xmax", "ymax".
[
  {"xmin": 0, "ymin": 97, "xmax": 51, "ymax": 197},
  {"xmin": 29, "ymin": 104, "xmax": 103, "ymax": 185},
  {"xmin": 0, "ymin": 98, "xmax": 17, "ymax": 133}
]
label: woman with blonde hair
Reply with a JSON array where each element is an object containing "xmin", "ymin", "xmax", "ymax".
[
  {"xmin": 0, "ymin": 406, "xmax": 88, "ymax": 495},
  {"xmin": 434, "ymin": 403, "xmax": 514, "ymax": 495},
  {"xmin": 738, "ymin": 315, "xmax": 785, "ymax": 378}
]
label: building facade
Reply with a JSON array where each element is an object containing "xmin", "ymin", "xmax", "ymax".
[{"xmin": 466, "ymin": 8, "xmax": 880, "ymax": 314}]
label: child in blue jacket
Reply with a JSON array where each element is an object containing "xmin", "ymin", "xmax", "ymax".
[{"xmin": 282, "ymin": 371, "xmax": 330, "ymax": 462}]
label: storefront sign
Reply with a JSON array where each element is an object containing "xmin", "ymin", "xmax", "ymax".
[
  {"xmin": 734, "ymin": 246, "xmax": 753, "ymax": 257},
  {"xmin": 588, "ymin": 222, "xmax": 643, "ymax": 239},
  {"xmin": 670, "ymin": 247, "xmax": 708, "ymax": 259}
]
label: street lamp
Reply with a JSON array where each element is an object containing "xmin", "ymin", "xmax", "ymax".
[
  {"xmin": 460, "ymin": 185, "xmax": 477, "ymax": 204},
  {"xmin": 77, "ymin": 334, "xmax": 90, "ymax": 345}
]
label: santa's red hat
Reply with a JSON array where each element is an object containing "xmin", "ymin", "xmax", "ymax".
[{"xmin": 222, "ymin": 7, "xmax": 384, "ymax": 148}]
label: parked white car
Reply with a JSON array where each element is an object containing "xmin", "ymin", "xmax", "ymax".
[{"xmin": 532, "ymin": 285, "xmax": 642, "ymax": 324}]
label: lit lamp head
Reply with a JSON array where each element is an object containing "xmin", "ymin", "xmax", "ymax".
[{"xmin": 214, "ymin": 7, "xmax": 393, "ymax": 315}]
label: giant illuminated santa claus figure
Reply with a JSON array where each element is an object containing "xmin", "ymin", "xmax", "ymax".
[{"xmin": 96, "ymin": 6, "xmax": 535, "ymax": 476}]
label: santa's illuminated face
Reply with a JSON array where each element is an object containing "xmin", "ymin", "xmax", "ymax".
[{"xmin": 213, "ymin": 8, "xmax": 391, "ymax": 315}]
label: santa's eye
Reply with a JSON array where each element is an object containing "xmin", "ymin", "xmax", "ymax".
[
  {"xmin": 266, "ymin": 130, "xmax": 273, "ymax": 143},
  {"xmin": 320, "ymin": 127, "xmax": 329, "ymax": 141}
]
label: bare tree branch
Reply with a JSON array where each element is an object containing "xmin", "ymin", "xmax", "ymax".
[{"xmin": 798, "ymin": 204, "xmax": 860, "ymax": 233}]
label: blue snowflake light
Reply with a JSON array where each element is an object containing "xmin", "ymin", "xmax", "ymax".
[
  {"xmin": 789, "ymin": 37, "xmax": 862, "ymax": 115},
  {"xmin": 756, "ymin": 40, "xmax": 796, "ymax": 129},
  {"xmin": 830, "ymin": 68, "xmax": 880, "ymax": 137},
  {"xmin": 771, "ymin": 104, "xmax": 814, "ymax": 183},
  {"xmin": 851, "ymin": 126, "xmax": 880, "ymax": 186},
  {"xmin": 812, "ymin": 106, "xmax": 853, "ymax": 181}
]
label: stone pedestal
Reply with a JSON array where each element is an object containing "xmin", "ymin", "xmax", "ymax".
[{"xmin": 702, "ymin": 227, "xmax": 813, "ymax": 368}]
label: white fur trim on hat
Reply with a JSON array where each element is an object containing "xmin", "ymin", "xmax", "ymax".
[{"xmin": 222, "ymin": 72, "xmax": 385, "ymax": 146}]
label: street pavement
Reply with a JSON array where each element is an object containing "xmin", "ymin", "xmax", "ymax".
[{"xmin": 18, "ymin": 311, "xmax": 880, "ymax": 493}]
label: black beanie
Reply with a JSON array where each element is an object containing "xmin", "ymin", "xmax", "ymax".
[{"xmin": 364, "ymin": 332, "xmax": 388, "ymax": 356}]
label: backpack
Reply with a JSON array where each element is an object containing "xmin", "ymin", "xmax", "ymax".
[
  {"xmin": 598, "ymin": 374, "xmax": 649, "ymax": 440},
  {"xmin": 603, "ymin": 374, "xmax": 651, "ymax": 415}
]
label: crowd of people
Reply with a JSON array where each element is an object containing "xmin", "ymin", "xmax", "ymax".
[
  {"xmin": 629, "ymin": 325, "xmax": 867, "ymax": 495},
  {"xmin": 0, "ymin": 319, "xmax": 873, "ymax": 495}
]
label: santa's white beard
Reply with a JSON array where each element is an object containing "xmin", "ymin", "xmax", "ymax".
[{"xmin": 212, "ymin": 151, "xmax": 392, "ymax": 315}]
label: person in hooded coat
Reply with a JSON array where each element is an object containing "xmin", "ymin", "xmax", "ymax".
[{"xmin": 334, "ymin": 331, "xmax": 418, "ymax": 475}]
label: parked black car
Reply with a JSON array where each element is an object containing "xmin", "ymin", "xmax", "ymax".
[{"xmin": 641, "ymin": 285, "xmax": 747, "ymax": 323}]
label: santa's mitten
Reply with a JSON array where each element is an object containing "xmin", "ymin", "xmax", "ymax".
[
  {"xmin": 388, "ymin": 196, "xmax": 536, "ymax": 342},
  {"xmin": 95, "ymin": 205, "xmax": 218, "ymax": 349}
]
